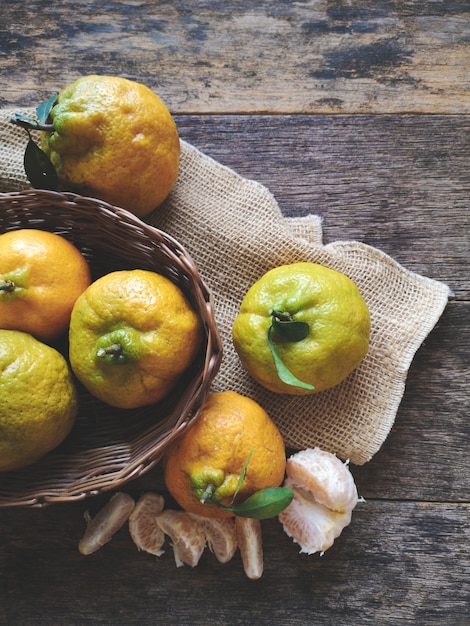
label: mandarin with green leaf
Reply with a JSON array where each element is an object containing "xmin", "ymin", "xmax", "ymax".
[{"xmin": 232, "ymin": 262, "xmax": 370, "ymax": 394}]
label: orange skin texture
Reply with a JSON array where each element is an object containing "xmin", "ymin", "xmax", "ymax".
[
  {"xmin": 163, "ymin": 391, "xmax": 287, "ymax": 518},
  {"xmin": 0, "ymin": 329, "xmax": 78, "ymax": 472},
  {"xmin": 0, "ymin": 229, "xmax": 91, "ymax": 341}
]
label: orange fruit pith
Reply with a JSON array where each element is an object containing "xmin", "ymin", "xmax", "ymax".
[
  {"xmin": 163, "ymin": 391, "xmax": 286, "ymax": 519},
  {"xmin": 0, "ymin": 229, "xmax": 91, "ymax": 341}
]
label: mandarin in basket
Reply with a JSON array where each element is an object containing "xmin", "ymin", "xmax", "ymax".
[
  {"xmin": 0, "ymin": 229, "xmax": 91, "ymax": 341},
  {"xmin": 0, "ymin": 329, "xmax": 77, "ymax": 472},
  {"xmin": 163, "ymin": 391, "xmax": 287, "ymax": 518},
  {"xmin": 69, "ymin": 269, "xmax": 202, "ymax": 409},
  {"xmin": 232, "ymin": 262, "xmax": 370, "ymax": 395},
  {"xmin": 39, "ymin": 75, "xmax": 180, "ymax": 217}
]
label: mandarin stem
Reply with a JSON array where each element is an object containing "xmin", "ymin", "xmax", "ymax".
[
  {"xmin": 10, "ymin": 117, "xmax": 55, "ymax": 133},
  {"xmin": 96, "ymin": 343, "xmax": 123, "ymax": 359},
  {"xmin": 272, "ymin": 310, "xmax": 293, "ymax": 322},
  {"xmin": 199, "ymin": 483, "xmax": 216, "ymax": 504},
  {"xmin": 0, "ymin": 280, "xmax": 15, "ymax": 292}
]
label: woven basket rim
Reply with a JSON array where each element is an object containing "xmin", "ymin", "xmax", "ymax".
[{"xmin": 0, "ymin": 189, "xmax": 223, "ymax": 508}]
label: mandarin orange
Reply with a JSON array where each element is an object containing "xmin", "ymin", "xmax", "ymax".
[
  {"xmin": 0, "ymin": 229, "xmax": 91, "ymax": 341},
  {"xmin": 163, "ymin": 391, "xmax": 286, "ymax": 518}
]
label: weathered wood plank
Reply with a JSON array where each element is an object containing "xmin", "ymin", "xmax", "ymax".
[
  {"xmin": 353, "ymin": 300, "xmax": 469, "ymax": 502},
  {"xmin": 0, "ymin": 4, "xmax": 468, "ymax": 623},
  {"xmin": 1, "ymin": 1, "xmax": 469, "ymax": 114},
  {"xmin": 175, "ymin": 114, "xmax": 469, "ymax": 296},
  {"xmin": 0, "ymin": 499, "xmax": 468, "ymax": 625}
]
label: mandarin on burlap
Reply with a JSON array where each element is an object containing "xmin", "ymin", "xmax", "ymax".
[{"xmin": 0, "ymin": 109, "xmax": 451, "ymax": 465}]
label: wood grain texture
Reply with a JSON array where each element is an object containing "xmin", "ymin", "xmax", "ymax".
[
  {"xmin": 174, "ymin": 115, "xmax": 470, "ymax": 504},
  {"xmin": 1, "ymin": 0, "xmax": 469, "ymax": 113},
  {"xmin": 0, "ymin": 1, "xmax": 469, "ymax": 624},
  {"xmin": 0, "ymin": 498, "xmax": 468, "ymax": 625},
  {"xmin": 175, "ymin": 114, "xmax": 469, "ymax": 296},
  {"xmin": 0, "ymin": 115, "xmax": 467, "ymax": 625}
]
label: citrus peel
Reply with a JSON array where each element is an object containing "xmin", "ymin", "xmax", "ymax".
[
  {"xmin": 69, "ymin": 269, "xmax": 202, "ymax": 409},
  {"xmin": 0, "ymin": 229, "xmax": 91, "ymax": 341},
  {"xmin": 11, "ymin": 75, "xmax": 181, "ymax": 217},
  {"xmin": 232, "ymin": 262, "xmax": 370, "ymax": 394},
  {"xmin": 0, "ymin": 329, "xmax": 77, "ymax": 472},
  {"xmin": 163, "ymin": 391, "xmax": 287, "ymax": 519}
]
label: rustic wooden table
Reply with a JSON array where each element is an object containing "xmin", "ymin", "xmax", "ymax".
[{"xmin": 1, "ymin": 2, "xmax": 469, "ymax": 625}]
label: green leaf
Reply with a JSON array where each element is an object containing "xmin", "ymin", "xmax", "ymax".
[
  {"xmin": 10, "ymin": 111, "xmax": 54, "ymax": 132},
  {"xmin": 231, "ymin": 447, "xmax": 254, "ymax": 505},
  {"xmin": 36, "ymin": 93, "xmax": 58, "ymax": 123},
  {"xmin": 219, "ymin": 487, "xmax": 293, "ymax": 520},
  {"xmin": 24, "ymin": 135, "xmax": 58, "ymax": 190},
  {"xmin": 268, "ymin": 325, "xmax": 314, "ymax": 390},
  {"xmin": 271, "ymin": 311, "xmax": 309, "ymax": 342}
]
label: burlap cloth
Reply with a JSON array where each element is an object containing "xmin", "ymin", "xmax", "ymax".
[{"xmin": 0, "ymin": 110, "xmax": 451, "ymax": 465}]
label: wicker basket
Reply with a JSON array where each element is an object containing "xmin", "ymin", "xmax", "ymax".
[{"xmin": 0, "ymin": 189, "xmax": 223, "ymax": 508}]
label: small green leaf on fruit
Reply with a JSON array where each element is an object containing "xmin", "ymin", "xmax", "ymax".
[
  {"xmin": 219, "ymin": 487, "xmax": 293, "ymax": 520},
  {"xmin": 231, "ymin": 447, "xmax": 254, "ymax": 505},
  {"xmin": 268, "ymin": 325, "xmax": 315, "ymax": 390},
  {"xmin": 36, "ymin": 93, "xmax": 58, "ymax": 123},
  {"xmin": 271, "ymin": 311, "xmax": 309, "ymax": 342},
  {"xmin": 24, "ymin": 135, "xmax": 58, "ymax": 190},
  {"xmin": 10, "ymin": 113, "xmax": 39, "ymax": 130}
]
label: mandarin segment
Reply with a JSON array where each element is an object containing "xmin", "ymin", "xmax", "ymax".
[
  {"xmin": 155, "ymin": 509, "xmax": 206, "ymax": 568},
  {"xmin": 235, "ymin": 516, "xmax": 264, "ymax": 580},
  {"xmin": 129, "ymin": 492, "xmax": 166, "ymax": 556},
  {"xmin": 79, "ymin": 492, "xmax": 135, "ymax": 555},
  {"xmin": 278, "ymin": 448, "xmax": 359, "ymax": 556},
  {"xmin": 279, "ymin": 483, "xmax": 352, "ymax": 555},
  {"xmin": 286, "ymin": 448, "xmax": 358, "ymax": 513},
  {"xmin": 189, "ymin": 513, "xmax": 238, "ymax": 564}
]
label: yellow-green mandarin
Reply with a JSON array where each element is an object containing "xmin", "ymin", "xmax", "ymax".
[
  {"xmin": 232, "ymin": 262, "xmax": 370, "ymax": 394},
  {"xmin": 41, "ymin": 75, "xmax": 180, "ymax": 217},
  {"xmin": 0, "ymin": 330, "xmax": 77, "ymax": 472},
  {"xmin": 69, "ymin": 269, "xmax": 202, "ymax": 409}
]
